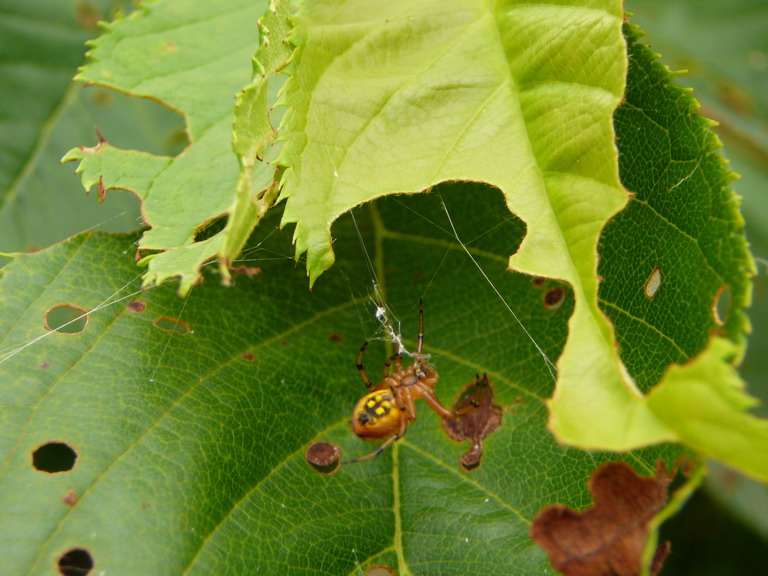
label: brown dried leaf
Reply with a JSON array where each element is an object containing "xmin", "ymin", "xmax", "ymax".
[{"xmin": 531, "ymin": 460, "xmax": 673, "ymax": 576}]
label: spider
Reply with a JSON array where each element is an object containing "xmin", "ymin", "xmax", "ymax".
[{"xmin": 346, "ymin": 299, "xmax": 459, "ymax": 463}]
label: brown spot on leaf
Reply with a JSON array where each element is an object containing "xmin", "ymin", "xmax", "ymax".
[
  {"xmin": 78, "ymin": 128, "xmax": 106, "ymax": 154},
  {"xmin": 127, "ymin": 300, "xmax": 147, "ymax": 313},
  {"xmin": 712, "ymin": 284, "xmax": 730, "ymax": 326},
  {"xmin": 329, "ymin": 332, "xmax": 342, "ymax": 342},
  {"xmin": 231, "ymin": 265, "xmax": 262, "ymax": 278},
  {"xmin": 62, "ymin": 490, "xmax": 78, "ymax": 507},
  {"xmin": 531, "ymin": 460, "xmax": 673, "ymax": 576},
  {"xmin": 531, "ymin": 276, "xmax": 547, "ymax": 287},
  {"xmin": 306, "ymin": 441, "xmax": 341, "ymax": 475},
  {"xmin": 544, "ymin": 286, "xmax": 566, "ymax": 311},
  {"xmin": 153, "ymin": 316, "xmax": 191, "ymax": 335},
  {"xmin": 644, "ymin": 267, "xmax": 662, "ymax": 299},
  {"xmin": 442, "ymin": 374, "xmax": 502, "ymax": 471},
  {"xmin": 242, "ymin": 353, "xmax": 256, "ymax": 362},
  {"xmin": 367, "ymin": 565, "xmax": 398, "ymax": 576},
  {"xmin": 96, "ymin": 175, "xmax": 106, "ymax": 202},
  {"xmin": 76, "ymin": 2, "xmax": 101, "ymax": 30}
]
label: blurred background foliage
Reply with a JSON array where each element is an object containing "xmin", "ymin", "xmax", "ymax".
[{"xmin": 0, "ymin": 0, "xmax": 765, "ymax": 573}]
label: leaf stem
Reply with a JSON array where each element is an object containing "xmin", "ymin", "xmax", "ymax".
[{"xmin": 640, "ymin": 460, "xmax": 707, "ymax": 576}]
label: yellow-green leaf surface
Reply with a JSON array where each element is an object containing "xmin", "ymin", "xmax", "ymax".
[
  {"xmin": 63, "ymin": 0, "xmax": 265, "ymax": 293},
  {"xmin": 278, "ymin": 0, "xmax": 629, "ymax": 284}
]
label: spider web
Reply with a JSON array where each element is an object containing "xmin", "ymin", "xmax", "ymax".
[{"xmin": 346, "ymin": 193, "xmax": 558, "ymax": 384}]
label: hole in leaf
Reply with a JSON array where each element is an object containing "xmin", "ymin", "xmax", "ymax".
[
  {"xmin": 194, "ymin": 214, "xmax": 228, "ymax": 242},
  {"xmin": 543, "ymin": 286, "xmax": 566, "ymax": 311},
  {"xmin": 645, "ymin": 267, "xmax": 662, "ymax": 299},
  {"xmin": 153, "ymin": 316, "xmax": 191, "ymax": 335},
  {"xmin": 45, "ymin": 304, "xmax": 89, "ymax": 334},
  {"xmin": 127, "ymin": 300, "xmax": 147, "ymax": 312},
  {"xmin": 33, "ymin": 442, "xmax": 78, "ymax": 473},
  {"xmin": 713, "ymin": 284, "xmax": 731, "ymax": 326},
  {"xmin": 58, "ymin": 547, "xmax": 93, "ymax": 576},
  {"xmin": 367, "ymin": 566, "xmax": 397, "ymax": 576},
  {"xmin": 306, "ymin": 441, "xmax": 341, "ymax": 475}
]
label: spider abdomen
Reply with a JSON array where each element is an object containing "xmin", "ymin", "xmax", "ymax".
[{"xmin": 352, "ymin": 390, "xmax": 403, "ymax": 440}]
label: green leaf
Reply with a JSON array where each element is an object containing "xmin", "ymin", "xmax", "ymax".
[
  {"xmin": 578, "ymin": 22, "xmax": 763, "ymax": 480},
  {"xmin": 646, "ymin": 338, "xmax": 768, "ymax": 479},
  {"xmin": 0, "ymin": 0, "xmax": 96, "ymax": 197},
  {"xmin": 0, "ymin": 204, "xmax": 679, "ymax": 575},
  {"xmin": 626, "ymin": 0, "xmax": 768, "ymax": 540},
  {"xmin": 62, "ymin": 0, "xmax": 265, "ymax": 291},
  {"xmin": 220, "ymin": 0, "xmax": 293, "ymax": 281}
]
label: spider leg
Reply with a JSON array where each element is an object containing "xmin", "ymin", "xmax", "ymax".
[
  {"xmin": 343, "ymin": 410, "xmax": 408, "ymax": 464},
  {"xmin": 417, "ymin": 298, "xmax": 424, "ymax": 356},
  {"xmin": 356, "ymin": 341, "xmax": 374, "ymax": 391},
  {"xmin": 383, "ymin": 352, "xmax": 402, "ymax": 377},
  {"xmin": 398, "ymin": 385, "xmax": 417, "ymax": 422},
  {"xmin": 415, "ymin": 381, "xmax": 457, "ymax": 420}
]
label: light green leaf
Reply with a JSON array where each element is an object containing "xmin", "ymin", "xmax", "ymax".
[
  {"xmin": 275, "ymin": 0, "xmax": 676, "ymax": 462},
  {"xmin": 62, "ymin": 0, "xmax": 264, "ymax": 290},
  {"xmin": 277, "ymin": 0, "xmax": 629, "ymax": 285},
  {"xmin": 647, "ymin": 338, "xmax": 768, "ymax": 480},
  {"xmin": 278, "ymin": 0, "xmax": 744, "ymax": 470},
  {"xmin": 220, "ymin": 0, "xmax": 293, "ymax": 282}
]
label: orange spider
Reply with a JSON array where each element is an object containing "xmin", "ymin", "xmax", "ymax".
[{"xmin": 347, "ymin": 300, "xmax": 459, "ymax": 463}]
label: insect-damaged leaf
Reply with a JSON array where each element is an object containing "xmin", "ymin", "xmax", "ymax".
[
  {"xmin": 442, "ymin": 373, "xmax": 503, "ymax": 471},
  {"xmin": 530, "ymin": 461, "xmax": 672, "ymax": 576}
]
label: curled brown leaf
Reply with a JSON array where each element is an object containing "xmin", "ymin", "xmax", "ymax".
[{"xmin": 531, "ymin": 460, "xmax": 673, "ymax": 576}]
